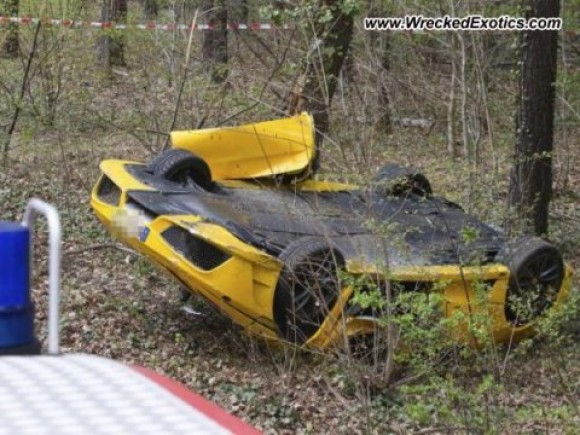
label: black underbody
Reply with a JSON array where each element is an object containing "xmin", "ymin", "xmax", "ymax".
[{"xmin": 125, "ymin": 164, "xmax": 505, "ymax": 267}]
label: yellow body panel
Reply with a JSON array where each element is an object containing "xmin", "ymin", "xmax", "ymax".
[
  {"xmin": 92, "ymin": 178, "xmax": 282, "ymax": 339},
  {"xmin": 220, "ymin": 178, "xmax": 355, "ymax": 192},
  {"xmin": 170, "ymin": 112, "xmax": 315, "ymax": 180}
]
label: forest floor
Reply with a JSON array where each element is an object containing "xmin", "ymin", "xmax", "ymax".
[
  {"xmin": 1, "ymin": 2, "xmax": 579, "ymax": 430},
  {"xmin": 1, "ymin": 119, "xmax": 578, "ymax": 433}
]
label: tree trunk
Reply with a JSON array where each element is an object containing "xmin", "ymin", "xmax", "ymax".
[
  {"xmin": 376, "ymin": 34, "xmax": 391, "ymax": 133},
  {"xmin": 447, "ymin": 32, "xmax": 458, "ymax": 157},
  {"xmin": 96, "ymin": 0, "xmax": 128, "ymax": 69},
  {"xmin": 508, "ymin": 0, "xmax": 559, "ymax": 236},
  {"xmin": 1, "ymin": 0, "xmax": 19, "ymax": 57},
  {"xmin": 202, "ymin": 0, "xmax": 228, "ymax": 83},
  {"xmin": 230, "ymin": 0, "xmax": 248, "ymax": 24},
  {"xmin": 287, "ymin": 0, "xmax": 355, "ymax": 172},
  {"xmin": 143, "ymin": 0, "xmax": 158, "ymax": 20},
  {"xmin": 367, "ymin": 1, "xmax": 391, "ymax": 133}
]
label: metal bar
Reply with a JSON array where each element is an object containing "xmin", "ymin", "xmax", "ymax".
[{"xmin": 22, "ymin": 199, "xmax": 61, "ymax": 355}]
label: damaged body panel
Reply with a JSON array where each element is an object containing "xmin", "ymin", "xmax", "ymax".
[
  {"xmin": 91, "ymin": 114, "xmax": 573, "ymax": 350},
  {"xmin": 170, "ymin": 112, "xmax": 315, "ymax": 180}
]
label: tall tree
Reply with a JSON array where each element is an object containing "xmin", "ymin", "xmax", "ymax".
[
  {"xmin": 143, "ymin": 0, "xmax": 158, "ymax": 20},
  {"xmin": 287, "ymin": 0, "xmax": 356, "ymax": 172},
  {"xmin": 1, "ymin": 0, "xmax": 19, "ymax": 57},
  {"xmin": 202, "ymin": 0, "xmax": 228, "ymax": 83},
  {"xmin": 230, "ymin": 0, "xmax": 248, "ymax": 24},
  {"xmin": 96, "ymin": 0, "xmax": 128, "ymax": 69},
  {"xmin": 367, "ymin": 0, "xmax": 391, "ymax": 133},
  {"xmin": 508, "ymin": 0, "xmax": 560, "ymax": 235}
]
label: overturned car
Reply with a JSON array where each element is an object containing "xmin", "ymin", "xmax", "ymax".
[{"xmin": 91, "ymin": 113, "xmax": 573, "ymax": 350}]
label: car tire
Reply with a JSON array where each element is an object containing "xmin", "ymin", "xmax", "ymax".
[
  {"xmin": 148, "ymin": 149, "xmax": 213, "ymax": 191},
  {"xmin": 374, "ymin": 163, "xmax": 432, "ymax": 197},
  {"xmin": 495, "ymin": 236, "xmax": 564, "ymax": 326},
  {"xmin": 273, "ymin": 238, "xmax": 345, "ymax": 344}
]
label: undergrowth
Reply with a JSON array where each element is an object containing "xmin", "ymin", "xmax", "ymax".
[{"xmin": 0, "ymin": 1, "xmax": 578, "ymax": 433}]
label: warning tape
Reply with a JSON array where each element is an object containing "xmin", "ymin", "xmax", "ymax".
[{"xmin": 0, "ymin": 15, "xmax": 294, "ymax": 31}]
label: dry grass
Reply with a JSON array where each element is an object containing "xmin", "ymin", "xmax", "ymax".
[{"xmin": 1, "ymin": 2, "xmax": 579, "ymax": 431}]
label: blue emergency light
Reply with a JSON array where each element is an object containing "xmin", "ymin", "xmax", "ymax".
[
  {"xmin": 0, "ymin": 199, "xmax": 62, "ymax": 356},
  {"xmin": 0, "ymin": 221, "xmax": 39, "ymax": 354}
]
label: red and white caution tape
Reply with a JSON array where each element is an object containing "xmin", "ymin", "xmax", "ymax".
[{"xmin": 0, "ymin": 15, "xmax": 294, "ymax": 31}]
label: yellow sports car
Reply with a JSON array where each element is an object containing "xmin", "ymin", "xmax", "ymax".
[{"xmin": 91, "ymin": 113, "xmax": 573, "ymax": 351}]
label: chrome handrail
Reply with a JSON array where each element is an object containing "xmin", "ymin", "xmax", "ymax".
[{"xmin": 22, "ymin": 199, "xmax": 61, "ymax": 355}]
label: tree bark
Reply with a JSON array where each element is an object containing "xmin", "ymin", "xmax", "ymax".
[
  {"xmin": 230, "ymin": 0, "xmax": 248, "ymax": 24},
  {"xmin": 96, "ymin": 0, "xmax": 128, "ymax": 69},
  {"xmin": 1, "ymin": 0, "xmax": 19, "ymax": 57},
  {"xmin": 143, "ymin": 0, "xmax": 158, "ymax": 20},
  {"xmin": 375, "ymin": 35, "xmax": 391, "ymax": 133},
  {"xmin": 508, "ymin": 0, "xmax": 560, "ymax": 236},
  {"xmin": 287, "ymin": 0, "xmax": 355, "ymax": 172},
  {"xmin": 202, "ymin": 0, "xmax": 228, "ymax": 83},
  {"xmin": 367, "ymin": 1, "xmax": 391, "ymax": 133},
  {"xmin": 447, "ymin": 32, "xmax": 458, "ymax": 157}
]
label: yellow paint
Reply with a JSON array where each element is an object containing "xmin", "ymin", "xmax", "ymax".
[
  {"xmin": 170, "ymin": 112, "xmax": 315, "ymax": 180},
  {"xmin": 297, "ymin": 179, "xmax": 357, "ymax": 192},
  {"xmin": 99, "ymin": 160, "xmax": 153, "ymax": 191}
]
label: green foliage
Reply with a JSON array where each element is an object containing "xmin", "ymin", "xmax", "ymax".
[
  {"xmin": 341, "ymin": 262, "xmax": 579, "ymax": 431},
  {"xmin": 348, "ymin": 275, "xmax": 387, "ymax": 311},
  {"xmin": 260, "ymin": 0, "xmax": 360, "ymax": 27},
  {"xmin": 460, "ymin": 224, "xmax": 480, "ymax": 245},
  {"xmin": 345, "ymin": 273, "xmax": 461, "ymax": 363},
  {"xmin": 534, "ymin": 286, "xmax": 580, "ymax": 347}
]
